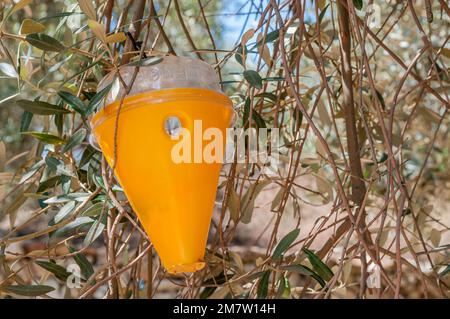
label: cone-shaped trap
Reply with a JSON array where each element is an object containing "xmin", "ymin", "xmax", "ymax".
[{"xmin": 90, "ymin": 57, "xmax": 232, "ymax": 273}]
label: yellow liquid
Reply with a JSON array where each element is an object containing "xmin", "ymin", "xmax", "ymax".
[{"xmin": 90, "ymin": 88, "xmax": 233, "ymax": 273}]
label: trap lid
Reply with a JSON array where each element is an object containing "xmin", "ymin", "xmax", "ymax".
[{"xmin": 96, "ymin": 55, "xmax": 222, "ymax": 107}]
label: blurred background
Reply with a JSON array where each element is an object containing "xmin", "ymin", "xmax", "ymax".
[{"xmin": 0, "ymin": 0, "xmax": 449, "ymax": 299}]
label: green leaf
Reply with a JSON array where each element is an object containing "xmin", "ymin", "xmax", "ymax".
[
  {"xmin": 16, "ymin": 100, "xmax": 70, "ymax": 115},
  {"xmin": 37, "ymin": 176, "xmax": 61, "ymax": 193},
  {"xmin": 243, "ymin": 271, "xmax": 267, "ymax": 282},
  {"xmin": 69, "ymin": 246, "xmax": 94, "ymax": 280},
  {"xmin": 263, "ymin": 29, "xmax": 279, "ymax": 43},
  {"xmin": 242, "ymin": 97, "xmax": 250, "ymax": 125},
  {"xmin": 83, "ymin": 218, "xmax": 105, "ymax": 246},
  {"xmin": 235, "ymin": 45, "xmax": 247, "ymax": 67},
  {"xmin": 58, "ymin": 91, "xmax": 86, "ymax": 115},
  {"xmin": 292, "ymin": 108, "xmax": 303, "ymax": 134},
  {"xmin": 303, "ymin": 248, "xmax": 334, "ymax": 281},
  {"xmin": 242, "ymin": 97, "xmax": 266, "ymax": 128},
  {"xmin": 63, "ymin": 129, "xmax": 86, "ymax": 153},
  {"xmin": 243, "ymin": 70, "xmax": 263, "ymax": 89},
  {"xmin": 25, "ymin": 34, "xmax": 65, "ymax": 52},
  {"xmin": 276, "ymin": 275, "xmax": 291, "ymax": 298},
  {"xmin": 87, "ymin": 152, "xmax": 102, "ymax": 187},
  {"xmin": 272, "ymin": 229, "xmax": 300, "ymax": 260},
  {"xmin": 82, "ymin": 202, "xmax": 105, "ymax": 217},
  {"xmin": 45, "ymin": 156, "xmax": 61, "ymax": 171},
  {"xmin": 256, "ymin": 270, "xmax": 271, "ymax": 298},
  {"xmin": 54, "ymin": 201, "xmax": 76, "ymax": 223},
  {"xmin": 20, "ymin": 111, "xmax": 33, "ymax": 132},
  {"xmin": 376, "ymin": 90, "xmax": 386, "ymax": 110},
  {"xmin": 44, "ymin": 192, "xmax": 89, "ymax": 204},
  {"xmin": 52, "ymin": 216, "xmax": 93, "ymax": 237},
  {"xmin": 55, "ymin": 113, "xmax": 63, "ymax": 135},
  {"xmin": 37, "ymin": 12, "xmax": 82, "ymax": 21},
  {"xmin": 319, "ymin": 4, "xmax": 330, "ymax": 23},
  {"xmin": 79, "ymin": 145, "xmax": 97, "ymax": 168},
  {"xmin": 252, "ymin": 109, "xmax": 266, "ymax": 128},
  {"xmin": 254, "ymin": 29, "xmax": 279, "ymax": 47},
  {"xmin": 200, "ymin": 286, "xmax": 217, "ymax": 299},
  {"xmin": 264, "ymin": 76, "xmax": 285, "ymax": 82},
  {"xmin": 86, "ymin": 84, "xmax": 112, "ymax": 115},
  {"xmin": 1, "ymin": 284, "xmax": 54, "ymax": 296},
  {"xmin": 61, "ymin": 175, "xmax": 71, "ymax": 194},
  {"xmin": 44, "ymin": 157, "xmax": 72, "ymax": 178},
  {"xmin": 19, "ymin": 160, "xmax": 44, "ymax": 184},
  {"xmin": 22, "ymin": 132, "xmax": 66, "ymax": 145},
  {"xmin": 353, "ymin": 0, "xmax": 363, "ymax": 10},
  {"xmin": 35, "ymin": 260, "xmax": 71, "ymax": 281},
  {"xmin": 281, "ymin": 264, "xmax": 326, "ymax": 288}
]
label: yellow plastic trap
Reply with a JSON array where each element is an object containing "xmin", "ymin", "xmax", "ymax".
[{"xmin": 90, "ymin": 57, "xmax": 232, "ymax": 273}]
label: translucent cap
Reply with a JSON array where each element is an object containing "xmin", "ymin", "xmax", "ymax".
[{"xmin": 97, "ymin": 55, "xmax": 222, "ymax": 106}]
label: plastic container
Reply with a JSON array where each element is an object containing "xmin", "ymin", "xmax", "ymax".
[{"xmin": 90, "ymin": 56, "xmax": 233, "ymax": 273}]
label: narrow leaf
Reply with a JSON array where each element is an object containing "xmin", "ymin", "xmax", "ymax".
[
  {"xmin": 319, "ymin": 4, "xmax": 330, "ymax": 23},
  {"xmin": 35, "ymin": 260, "xmax": 70, "ymax": 281},
  {"xmin": 26, "ymin": 34, "xmax": 65, "ymax": 52},
  {"xmin": 263, "ymin": 29, "xmax": 279, "ymax": 43},
  {"xmin": 37, "ymin": 176, "xmax": 61, "ymax": 193},
  {"xmin": 82, "ymin": 202, "xmax": 105, "ymax": 217},
  {"xmin": 281, "ymin": 264, "xmax": 326, "ymax": 287},
  {"xmin": 69, "ymin": 246, "xmax": 94, "ymax": 280},
  {"xmin": 60, "ymin": 175, "xmax": 71, "ymax": 194},
  {"xmin": 243, "ymin": 70, "xmax": 263, "ymax": 89},
  {"xmin": 54, "ymin": 201, "xmax": 76, "ymax": 223},
  {"xmin": 63, "ymin": 129, "xmax": 86, "ymax": 153},
  {"xmin": 17, "ymin": 100, "xmax": 70, "ymax": 115},
  {"xmin": 257, "ymin": 270, "xmax": 271, "ymax": 298},
  {"xmin": 20, "ymin": 111, "xmax": 33, "ymax": 132},
  {"xmin": 84, "ymin": 219, "xmax": 105, "ymax": 246},
  {"xmin": 22, "ymin": 132, "xmax": 66, "ymax": 145},
  {"xmin": 303, "ymin": 248, "xmax": 334, "ymax": 281},
  {"xmin": 57, "ymin": 91, "xmax": 86, "ymax": 115},
  {"xmin": 86, "ymin": 84, "xmax": 111, "ymax": 114},
  {"xmin": 272, "ymin": 229, "xmax": 300, "ymax": 260},
  {"xmin": 2, "ymin": 284, "xmax": 54, "ymax": 297},
  {"xmin": 52, "ymin": 217, "xmax": 93, "ymax": 237},
  {"xmin": 235, "ymin": 45, "xmax": 247, "ymax": 67}
]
